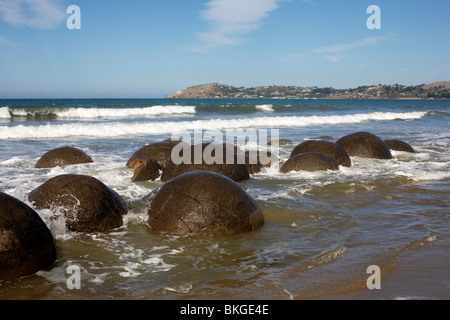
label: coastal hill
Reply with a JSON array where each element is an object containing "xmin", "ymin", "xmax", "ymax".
[{"xmin": 165, "ymin": 81, "xmax": 450, "ymax": 99}]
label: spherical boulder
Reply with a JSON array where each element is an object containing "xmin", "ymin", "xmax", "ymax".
[
  {"xmin": 147, "ymin": 171, "xmax": 264, "ymax": 235},
  {"xmin": 336, "ymin": 132, "xmax": 393, "ymax": 160},
  {"xmin": 161, "ymin": 143, "xmax": 250, "ymax": 182},
  {"xmin": 35, "ymin": 146, "xmax": 93, "ymax": 169},
  {"xmin": 28, "ymin": 175, "xmax": 127, "ymax": 233},
  {"xmin": 126, "ymin": 141, "xmax": 182, "ymax": 168},
  {"xmin": 0, "ymin": 192, "xmax": 56, "ymax": 280},
  {"xmin": 384, "ymin": 139, "xmax": 415, "ymax": 153},
  {"xmin": 290, "ymin": 140, "xmax": 351, "ymax": 167},
  {"xmin": 129, "ymin": 159, "xmax": 163, "ymax": 182},
  {"xmin": 280, "ymin": 152, "xmax": 340, "ymax": 173}
]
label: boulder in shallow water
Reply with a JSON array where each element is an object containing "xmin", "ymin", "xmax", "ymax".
[
  {"xmin": 126, "ymin": 141, "xmax": 183, "ymax": 167},
  {"xmin": 35, "ymin": 146, "xmax": 93, "ymax": 168},
  {"xmin": 336, "ymin": 132, "xmax": 393, "ymax": 160},
  {"xmin": 161, "ymin": 143, "xmax": 250, "ymax": 182},
  {"xmin": 130, "ymin": 159, "xmax": 163, "ymax": 182},
  {"xmin": 384, "ymin": 139, "xmax": 416, "ymax": 153},
  {"xmin": 290, "ymin": 140, "xmax": 351, "ymax": 167},
  {"xmin": 0, "ymin": 192, "xmax": 56, "ymax": 280},
  {"xmin": 147, "ymin": 171, "xmax": 264, "ymax": 235},
  {"xmin": 280, "ymin": 152, "xmax": 340, "ymax": 173},
  {"xmin": 28, "ymin": 174, "xmax": 127, "ymax": 233}
]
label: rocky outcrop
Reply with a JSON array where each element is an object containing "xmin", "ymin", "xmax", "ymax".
[
  {"xmin": 165, "ymin": 84, "xmax": 233, "ymax": 99},
  {"xmin": 147, "ymin": 171, "xmax": 264, "ymax": 235},
  {"xmin": 28, "ymin": 175, "xmax": 127, "ymax": 233},
  {"xmin": 0, "ymin": 193, "xmax": 56, "ymax": 280},
  {"xmin": 35, "ymin": 146, "xmax": 93, "ymax": 169}
]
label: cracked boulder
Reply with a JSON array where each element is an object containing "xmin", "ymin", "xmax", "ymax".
[
  {"xmin": 28, "ymin": 174, "xmax": 127, "ymax": 233},
  {"xmin": 0, "ymin": 192, "xmax": 56, "ymax": 280},
  {"xmin": 147, "ymin": 171, "xmax": 264, "ymax": 235}
]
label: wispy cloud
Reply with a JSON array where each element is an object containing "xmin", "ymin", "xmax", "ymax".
[
  {"xmin": 186, "ymin": 0, "xmax": 284, "ymax": 53},
  {"xmin": 0, "ymin": 0, "xmax": 66, "ymax": 30}
]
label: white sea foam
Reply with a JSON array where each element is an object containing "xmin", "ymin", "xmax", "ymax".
[
  {"xmin": 0, "ymin": 107, "xmax": 11, "ymax": 119},
  {"xmin": 256, "ymin": 104, "xmax": 274, "ymax": 112},
  {"xmin": 0, "ymin": 111, "xmax": 428, "ymax": 140}
]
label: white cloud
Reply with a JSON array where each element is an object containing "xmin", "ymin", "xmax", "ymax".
[
  {"xmin": 312, "ymin": 37, "xmax": 386, "ymax": 55},
  {"xmin": 0, "ymin": 0, "xmax": 66, "ymax": 30},
  {"xmin": 187, "ymin": 0, "xmax": 284, "ymax": 52}
]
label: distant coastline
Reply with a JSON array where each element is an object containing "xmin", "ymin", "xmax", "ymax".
[{"xmin": 165, "ymin": 81, "xmax": 450, "ymax": 100}]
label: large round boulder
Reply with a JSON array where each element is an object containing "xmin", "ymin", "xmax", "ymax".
[
  {"xmin": 28, "ymin": 175, "xmax": 127, "ymax": 233},
  {"xmin": 336, "ymin": 132, "xmax": 393, "ymax": 160},
  {"xmin": 290, "ymin": 140, "xmax": 351, "ymax": 167},
  {"xmin": 0, "ymin": 193, "xmax": 56, "ymax": 280},
  {"xmin": 161, "ymin": 143, "xmax": 250, "ymax": 182},
  {"xmin": 126, "ymin": 141, "xmax": 182, "ymax": 167},
  {"xmin": 147, "ymin": 171, "xmax": 264, "ymax": 235},
  {"xmin": 280, "ymin": 152, "xmax": 340, "ymax": 173},
  {"xmin": 384, "ymin": 139, "xmax": 415, "ymax": 153},
  {"xmin": 35, "ymin": 146, "xmax": 93, "ymax": 169}
]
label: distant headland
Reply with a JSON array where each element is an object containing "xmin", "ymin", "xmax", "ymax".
[{"xmin": 166, "ymin": 81, "xmax": 450, "ymax": 100}]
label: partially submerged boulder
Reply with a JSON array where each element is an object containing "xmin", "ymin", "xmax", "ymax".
[
  {"xmin": 147, "ymin": 171, "xmax": 264, "ymax": 235},
  {"xmin": 280, "ymin": 152, "xmax": 340, "ymax": 173},
  {"xmin": 384, "ymin": 139, "xmax": 415, "ymax": 153},
  {"xmin": 28, "ymin": 175, "xmax": 127, "ymax": 233},
  {"xmin": 126, "ymin": 141, "xmax": 182, "ymax": 167},
  {"xmin": 35, "ymin": 147, "xmax": 93, "ymax": 169},
  {"xmin": 0, "ymin": 193, "xmax": 56, "ymax": 280},
  {"xmin": 130, "ymin": 159, "xmax": 163, "ymax": 182},
  {"xmin": 161, "ymin": 143, "xmax": 250, "ymax": 182},
  {"xmin": 336, "ymin": 132, "xmax": 393, "ymax": 160},
  {"xmin": 290, "ymin": 140, "xmax": 351, "ymax": 167}
]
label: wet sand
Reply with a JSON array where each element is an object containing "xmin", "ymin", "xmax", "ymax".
[{"xmin": 314, "ymin": 240, "xmax": 450, "ymax": 300}]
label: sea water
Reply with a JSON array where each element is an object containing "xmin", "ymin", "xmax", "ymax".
[{"xmin": 0, "ymin": 98, "xmax": 448, "ymax": 299}]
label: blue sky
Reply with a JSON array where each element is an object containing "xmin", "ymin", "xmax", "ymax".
[{"xmin": 0, "ymin": 0, "xmax": 449, "ymax": 98}]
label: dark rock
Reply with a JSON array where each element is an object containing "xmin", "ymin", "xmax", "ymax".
[
  {"xmin": 35, "ymin": 147, "xmax": 93, "ymax": 169},
  {"xmin": 0, "ymin": 193, "xmax": 56, "ymax": 280},
  {"xmin": 280, "ymin": 152, "xmax": 340, "ymax": 173},
  {"xmin": 161, "ymin": 143, "xmax": 250, "ymax": 182},
  {"xmin": 290, "ymin": 140, "xmax": 351, "ymax": 167},
  {"xmin": 28, "ymin": 175, "xmax": 127, "ymax": 233},
  {"xmin": 130, "ymin": 159, "xmax": 163, "ymax": 182},
  {"xmin": 126, "ymin": 141, "xmax": 184, "ymax": 167},
  {"xmin": 147, "ymin": 171, "xmax": 264, "ymax": 235},
  {"xmin": 384, "ymin": 139, "xmax": 415, "ymax": 153},
  {"xmin": 336, "ymin": 132, "xmax": 393, "ymax": 159}
]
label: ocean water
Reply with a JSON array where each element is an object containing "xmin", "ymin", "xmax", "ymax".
[{"xmin": 0, "ymin": 98, "xmax": 449, "ymax": 300}]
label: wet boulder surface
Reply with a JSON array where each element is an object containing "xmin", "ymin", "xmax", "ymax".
[
  {"xmin": 35, "ymin": 147, "xmax": 93, "ymax": 169},
  {"xmin": 147, "ymin": 171, "xmax": 264, "ymax": 236},
  {"xmin": 290, "ymin": 140, "xmax": 351, "ymax": 167},
  {"xmin": 28, "ymin": 174, "xmax": 127, "ymax": 233},
  {"xmin": 336, "ymin": 132, "xmax": 393, "ymax": 160},
  {"xmin": 280, "ymin": 152, "xmax": 340, "ymax": 173},
  {"xmin": 384, "ymin": 139, "xmax": 416, "ymax": 153},
  {"xmin": 0, "ymin": 192, "xmax": 56, "ymax": 280}
]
